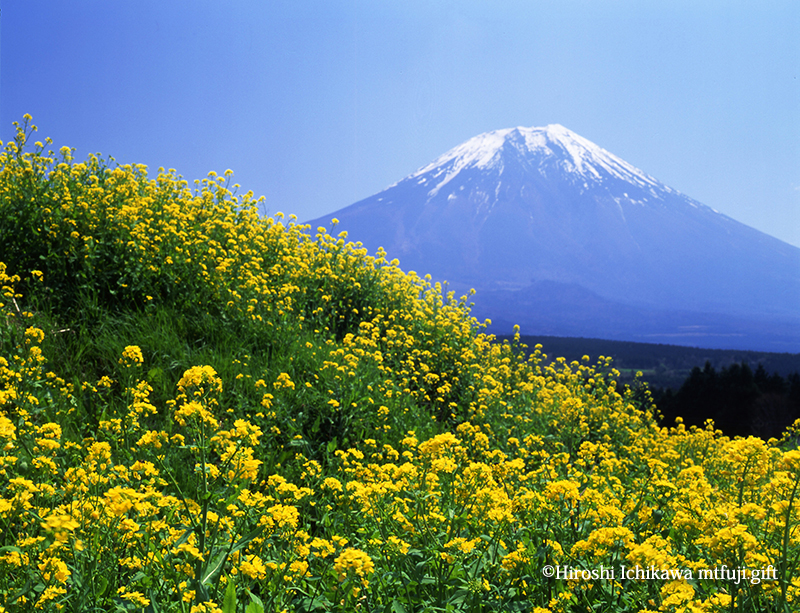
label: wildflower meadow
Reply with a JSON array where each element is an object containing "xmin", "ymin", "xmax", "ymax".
[{"xmin": 1, "ymin": 116, "xmax": 799, "ymax": 612}]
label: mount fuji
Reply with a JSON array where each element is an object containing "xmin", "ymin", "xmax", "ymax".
[{"xmin": 307, "ymin": 125, "xmax": 800, "ymax": 351}]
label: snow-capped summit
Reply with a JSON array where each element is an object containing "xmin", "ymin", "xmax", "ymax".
[
  {"xmin": 307, "ymin": 125, "xmax": 800, "ymax": 351},
  {"xmin": 406, "ymin": 125, "xmax": 669, "ymax": 198}
]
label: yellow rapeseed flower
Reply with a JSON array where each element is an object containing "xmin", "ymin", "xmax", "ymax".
[
  {"xmin": 334, "ymin": 547, "xmax": 374, "ymax": 583},
  {"xmin": 119, "ymin": 345, "xmax": 144, "ymax": 367}
]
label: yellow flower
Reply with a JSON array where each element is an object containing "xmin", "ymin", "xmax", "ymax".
[
  {"xmin": 119, "ymin": 345, "xmax": 144, "ymax": 367},
  {"xmin": 239, "ymin": 555, "xmax": 267, "ymax": 580},
  {"xmin": 117, "ymin": 587, "xmax": 150, "ymax": 607},
  {"xmin": 190, "ymin": 603, "xmax": 223, "ymax": 613},
  {"xmin": 273, "ymin": 372, "xmax": 295, "ymax": 390},
  {"xmin": 37, "ymin": 557, "xmax": 70, "ymax": 583},
  {"xmin": 334, "ymin": 548, "xmax": 374, "ymax": 583},
  {"xmin": 136, "ymin": 430, "xmax": 169, "ymax": 448},
  {"xmin": 444, "ymin": 537, "xmax": 481, "ymax": 555},
  {"xmin": 377, "ymin": 535, "xmax": 405, "ymax": 556},
  {"xmin": 173, "ymin": 542, "xmax": 205, "ymax": 561},
  {"xmin": 24, "ymin": 326, "xmax": 45, "ymax": 345},
  {"xmin": 0, "ymin": 415, "xmax": 16, "ymax": 443},
  {"xmin": 174, "ymin": 401, "xmax": 219, "ymax": 429},
  {"xmin": 322, "ymin": 477, "xmax": 343, "ymax": 492},
  {"xmin": 41, "ymin": 513, "xmax": 79, "ymax": 542},
  {"xmin": 177, "ymin": 365, "xmax": 223, "ymax": 395},
  {"xmin": 660, "ymin": 579, "xmax": 695, "ymax": 607},
  {"xmin": 311, "ymin": 538, "xmax": 336, "ymax": 558},
  {"xmin": 36, "ymin": 585, "xmax": 67, "ymax": 607}
]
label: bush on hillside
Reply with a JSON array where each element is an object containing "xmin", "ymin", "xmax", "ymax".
[{"xmin": 1, "ymin": 117, "xmax": 800, "ymax": 612}]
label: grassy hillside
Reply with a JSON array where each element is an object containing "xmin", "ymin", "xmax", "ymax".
[{"xmin": 2, "ymin": 116, "xmax": 800, "ymax": 612}]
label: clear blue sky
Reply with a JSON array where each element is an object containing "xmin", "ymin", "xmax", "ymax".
[{"xmin": 2, "ymin": 1, "xmax": 799, "ymax": 246}]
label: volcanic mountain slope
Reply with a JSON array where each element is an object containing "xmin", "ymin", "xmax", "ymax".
[{"xmin": 308, "ymin": 125, "xmax": 800, "ymax": 351}]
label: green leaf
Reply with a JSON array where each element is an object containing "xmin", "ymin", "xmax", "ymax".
[
  {"xmin": 222, "ymin": 579, "xmax": 237, "ymax": 613},
  {"xmin": 201, "ymin": 550, "xmax": 229, "ymax": 586},
  {"xmin": 327, "ymin": 437, "xmax": 338, "ymax": 454},
  {"xmin": 245, "ymin": 590, "xmax": 265, "ymax": 613},
  {"xmin": 0, "ymin": 546, "xmax": 21, "ymax": 554},
  {"xmin": 391, "ymin": 600, "xmax": 408, "ymax": 613},
  {"xmin": 229, "ymin": 526, "xmax": 265, "ymax": 556},
  {"xmin": 95, "ymin": 574, "xmax": 109, "ymax": 598},
  {"xmin": 145, "ymin": 594, "xmax": 161, "ymax": 613}
]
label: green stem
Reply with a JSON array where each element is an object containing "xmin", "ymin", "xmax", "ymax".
[
  {"xmin": 779, "ymin": 473, "xmax": 800, "ymax": 611},
  {"xmin": 194, "ymin": 419, "xmax": 210, "ymax": 603}
]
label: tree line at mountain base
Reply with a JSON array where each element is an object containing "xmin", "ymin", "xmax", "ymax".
[
  {"xmin": 506, "ymin": 335, "xmax": 800, "ymax": 440},
  {"xmin": 651, "ymin": 362, "xmax": 800, "ymax": 439}
]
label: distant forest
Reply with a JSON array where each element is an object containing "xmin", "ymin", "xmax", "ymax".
[
  {"xmin": 504, "ymin": 335, "xmax": 800, "ymax": 439},
  {"xmin": 653, "ymin": 361, "xmax": 800, "ymax": 439}
]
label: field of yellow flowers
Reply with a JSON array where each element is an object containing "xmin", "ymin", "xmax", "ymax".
[{"xmin": 1, "ymin": 116, "xmax": 799, "ymax": 612}]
